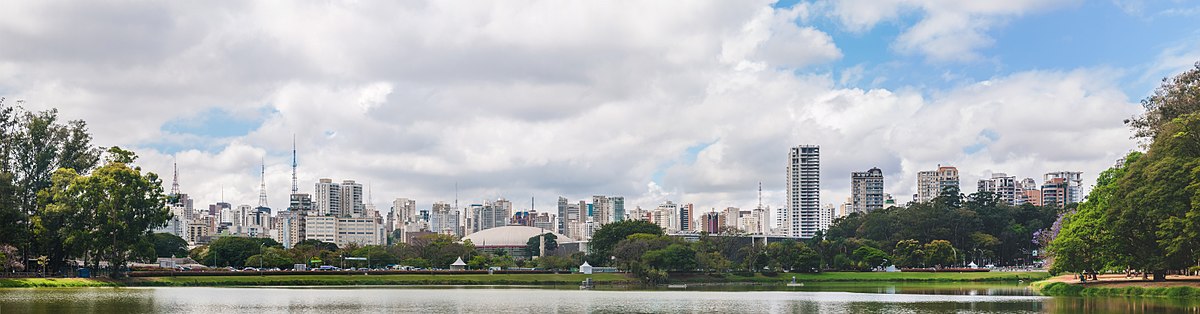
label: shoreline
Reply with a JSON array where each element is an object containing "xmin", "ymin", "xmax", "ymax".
[
  {"xmin": 1032, "ymin": 274, "xmax": 1200, "ymax": 298},
  {"xmin": 1, "ymin": 271, "xmax": 1048, "ymax": 288}
]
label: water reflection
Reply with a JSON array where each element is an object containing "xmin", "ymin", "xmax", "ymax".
[{"xmin": 1, "ymin": 287, "xmax": 1198, "ymax": 313}]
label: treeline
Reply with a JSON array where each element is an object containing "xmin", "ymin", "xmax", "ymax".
[
  {"xmin": 184, "ymin": 233, "xmax": 585, "ymax": 271},
  {"xmin": 0, "ymin": 100, "xmax": 169, "ymax": 276},
  {"xmin": 1048, "ymin": 63, "xmax": 1200, "ymax": 281},
  {"xmin": 824, "ymin": 188, "xmax": 1060, "ymax": 268}
]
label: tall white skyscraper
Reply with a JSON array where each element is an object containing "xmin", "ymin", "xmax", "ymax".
[
  {"xmin": 916, "ymin": 165, "xmax": 960, "ymax": 203},
  {"xmin": 786, "ymin": 145, "xmax": 820, "ymax": 238},
  {"xmin": 592, "ymin": 195, "xmax": 612, "ymax": 225},
  {"xmin": 314, "ymin": 178, "xmax": 341, "ymax": 216},
  {"xmin": 978, "ymin": 173, "xmax": 1018, "ymax": 205}
]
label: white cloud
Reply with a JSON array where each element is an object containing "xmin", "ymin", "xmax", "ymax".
[
  {"xmin": 828, "ymin": 0, "xmax": 1081, "ymax": 62},
  {"xmin": 0, "ymin": 1, "xmax": 1141, "ymax": 215}
]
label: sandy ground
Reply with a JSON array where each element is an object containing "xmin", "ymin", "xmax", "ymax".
[{"xmin": 1046, "ymin": 274, "xmax": 1200, "ymax": 288}]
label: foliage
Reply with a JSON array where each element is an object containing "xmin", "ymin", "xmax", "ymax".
[
  {"xmin": 852, "ymin": 246, "xmax": 891, "ymax": 270},
  {"xmin": 524, "ymin": 233, "xmax": 558, "ymax": 258},
  {"xmin": 153, "ymin": 233, "xmax": 190, "ymax": 258},
  {"xmin": 588, "ymin": 220, "xmax": 663, "ymax": 265},
  {"xmin": 199, "ymin": 237, "xmax": 281, "ymax": 268},
  {"xmin": 922, "ymin": 240, "xmax": 956, "ymax": 268},
  {"xmin": 892, "ymin": 239, "xmax": 924, "ymax": 268},
  {"xmin": 1127, "ymin": 62, "xmax": 1200, "ymax": 141},
  {"xmin": 824, "ymin": 187, "xmax": 1057, "ymax": 267}
]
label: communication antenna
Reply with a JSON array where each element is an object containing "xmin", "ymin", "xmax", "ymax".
[
  {"xmin": 170, "ymin": 158, "xmax": 181, "ymax": 196},
  {"xmin": 291, "ymin": 134, "xmax": 298, "ymax": 195},
  {"xmin": 757, "ymin": 181, "xmax": 763, "ymax": 210},
  {"xmin": 258, "ymin": 157, "xmax": 268, "ymax": 207}
]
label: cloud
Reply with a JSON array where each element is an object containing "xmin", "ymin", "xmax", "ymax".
[
  {"xmin": 828, "ymin": 0, "xmax": 1081, "ymax": 62},
  {"xmin": 0, "ymin": 0, "xmax": 1141, "ymax": 216}
]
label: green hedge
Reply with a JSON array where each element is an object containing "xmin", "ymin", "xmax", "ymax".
[{"xmin": 1035, "ymin": 281, "xmax": 1200, "ymax": 298}]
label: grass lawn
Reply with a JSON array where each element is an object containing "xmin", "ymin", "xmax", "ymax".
[
  {"xmin": 0, "ymin": 278, "xmax": 118, "ymax": 288},
  {"xmin": 671, "ymin": 271, "xmax": 1051, "ymax": 283},
  {"xmin": 126, "ymin": 273, "xmax": 636, "ymax": 287}
]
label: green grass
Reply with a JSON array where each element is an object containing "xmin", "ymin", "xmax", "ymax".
[
  {"xmin": 0, "ymin": 278, "xmax": 118, "ymax": 288},
  {"xmin": 671, "ymin": 271, "xmax": 1050, "ymax": 283},
  {"xmin": 125, "ymin": 273, "xmax": 636, "ymax": 287},
  {"xmin": 1032, "ymin": 281, "xmax": 1200, "ymax": 298}
]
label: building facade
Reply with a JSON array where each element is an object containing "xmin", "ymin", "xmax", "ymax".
[
  {"xmin": 786, "ymin": 145, "xmax": 820, "ymax": 238},
  {"xmin": 916, "ymin": 165, "xmax": 959, "ymax": 203},
  {"xmin": 850, "ymin": 167, "xmax": 884, "ymax": 214}
]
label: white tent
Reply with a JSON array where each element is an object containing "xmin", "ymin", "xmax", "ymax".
[
  {"xmin": 579, "ymin": 261, "xmax": 593, "ymax": 274},
  {"xmin": 451, "ymin": 257, "xmax": 467, "ymax": 270}
]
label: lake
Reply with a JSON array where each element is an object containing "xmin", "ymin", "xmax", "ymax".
[{"xmin": 1, "ymin": 284, "xmax": 1198, "ymax": 313}]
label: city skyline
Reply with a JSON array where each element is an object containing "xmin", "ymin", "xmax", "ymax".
[{"xmin": 3, "ymin": 1, "xmax": 1191, "ymax": 215}]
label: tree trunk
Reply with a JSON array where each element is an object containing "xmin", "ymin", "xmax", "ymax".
[{"xmin": 1153, "ymin": 270, "xmax": 1166, "ymax": 282}]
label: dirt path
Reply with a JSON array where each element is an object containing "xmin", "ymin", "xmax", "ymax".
[{"xmin": 1046, "ymin": 274, "xmax": 1200, "ymax": 288}]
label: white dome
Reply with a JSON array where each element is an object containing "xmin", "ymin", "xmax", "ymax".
[{"xmin": 462, "ymin": 226, "xmax": 574, "ymax": 247}]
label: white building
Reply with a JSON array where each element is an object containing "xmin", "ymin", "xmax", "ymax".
[
  {"xmin": 978, "ymin": 173, "xmax": 1019, "ymax": 205},
  {"xmin": 916, "ymin": 165, "xmax": 959, "ymax": 203},
  {"xmin": 339, "ymin": 180, "xmax": 364, "ymax": 217},
  {"xmin": 818, "ymin": 203, "xmax": 835, "ymax": 232},
  {"xmin": 430, "ymin": 201, "xmax": 460, "ymax": 236},
  {"xmin": 314, "ymin": 179, "xmax": 341, "ymax": 216},
  {"xmin": 786, "ymin": 145, "xmax": 821, "ymax": 238},
  {"xmin": 305, "ymin": 215, "xmax": 337, "ymax": 243}
]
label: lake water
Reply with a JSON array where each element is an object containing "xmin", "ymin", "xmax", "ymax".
[{"xmin": 2, "ymin": 284, "xmax": 1198, "ymax": 313}]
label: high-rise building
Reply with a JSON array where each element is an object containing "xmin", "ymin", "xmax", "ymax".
[
  {"xmin": 391, "ymin": 198, "xmax": 418, "ymax": 226},
  {"xmin": 556, "ymin": 197, "xmax": 569, "ymax": 235},
  {"xmin": 819, "ymin": 203, "xmax": 835, "ymax": 232},
  {"xmin": 850, "ymin": 167, "xmax": 885, "ymax": 214},
  {"xmin": 592, "ymin": 196, "xmax": 613, "ymax": 225},
  {"xmin": 612, "ymin": 196, "xmax": 625, "ymax": 222},
  {"xmin": 678, "ymin": 203, "xmax": 694, "ymax": 232},
  {"xmin": 430, "ymin": 201, "xmax": 460, "ymax": 236},
  {"xmin": 340, "ymin": 180, "xmax": 364, "ymax": 217},
  {"xmin": 315, "ymin": 179, "xmax": 341, "ymax": 216},
  {"xmin": 654, "ymin": 201, "xmax": 678, "ymax": 232},
  {"xmin": 786, "ymin": 145, "xmax": 820, "ymax": 238},
  {"xmin": 700, "ymin": 212, "xmax": 724, "ymax": 233},
  {"xmin": 1044, "ymin": 171, "xmax": 1084, "ymax": 205},
  {"xmin": 1018, "ymin": 177, "xmax": 1041, "ymax": 206},
  {"xmin": 977, "ymin": 173, "xmax": 1019, "ymax": 205},
  {"xmin": 916, "ymin": 165, "xmax": 959, "ymax": 203}
]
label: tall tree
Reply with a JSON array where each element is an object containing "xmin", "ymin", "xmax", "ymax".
[
  {"xmin": 588, "ymin": 220, "xmax": 663, "ymax": 265},
  {"xmin": 40, "ymin": 147, "xmax": 169, "ymax": 274}
]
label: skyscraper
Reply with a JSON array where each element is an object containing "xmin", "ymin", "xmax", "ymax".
[
  {"xmin": 315, "ymin": 179, "xmax": 341, "ymax": 216},
  {"xmin": 340, "ymin": 180, "xmax": 364, "ymax": 217},
  {"xmin": 786, "ymin": 145, "xmax": 820, "ymax": 238},
  {"xmin": 916, "ymin": 165, "xmax": 959, "ymax": 203},
  {"xmin": 850, "ymin": 167, "xmax": 884, "ymax": 214},
  {"xmin": 611, "ymin": 196, "xmax": 625, "ymax": 222},
  {"xmin": 592, "ymin": 196, "xmax": 612, "ymax": 225},
  {"xmin": 678, "ymin": 203, "xmax": 694, "ymax": 232}
]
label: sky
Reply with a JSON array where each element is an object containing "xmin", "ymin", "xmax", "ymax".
[{"xmin": 1, "ymin": 0, "xmax": 1198, "ymax": 215}]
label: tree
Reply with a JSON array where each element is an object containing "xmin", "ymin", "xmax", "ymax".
[
  {"xmin": 525, "ymin": 233, "xmax": 559, "ymax": 258},
  {"xmin": 923, "ymin": 240, "xmax": 956, "ymax": 268},
  {"xmin": 202, "ymin": 237, "xmax": 280, "ymax": 268},
  {"xmin": 588, "ymin": 220, "xmax": 663, "ymax": 265},
  {"xmin": 1127, "ymin": 62, "xmax": 1200, "ymax": 140},
  {"xmin": 643, "ymin": 244, "xmax": 697, "ymax": 272},
  {"xmin": 246, "ymin": 247, "xmax": 295, "ymax": 269},
  {"xmin": 892, "ymin": 239, "xmax": 924, "ymax": 268},
  {"xmin": 153, "ymin": 233, "xmax": 189, "ymax": 258},
  {"xmin": 0, "ymin": 244, "xmax": 23, "ymax": 271},
  {"xmin": 852, "ymin": 246, "xmax": 891, "ymax": 270}
]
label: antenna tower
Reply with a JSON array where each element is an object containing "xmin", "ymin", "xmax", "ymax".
[
  {"xmin": 291, "ymin": 135, "xmax": 298, "ymax": 195},
  {"xmin": 757, "ymin": 182, "xmax": 763, "ymax": 210},
  {"xmin": 170, "ymin": 159, "xmax": 181, "ymax": 196},
  {"xmin": 258, "ymin": 158, "xmax": 269, "ymax": 207}
]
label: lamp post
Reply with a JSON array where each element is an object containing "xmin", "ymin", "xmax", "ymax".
[{"xmin": 259, "ymin": 243, "xmax": 264, "ymax": 276}]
